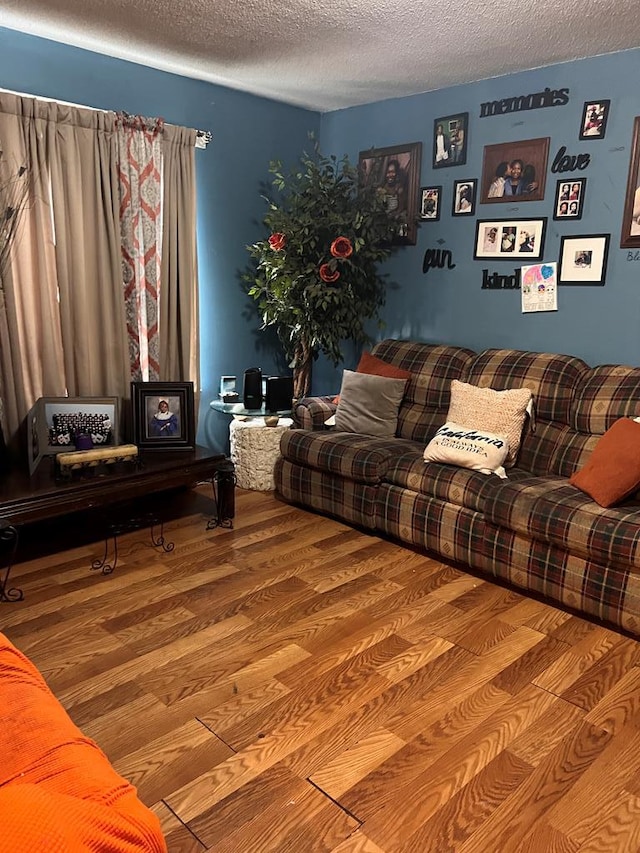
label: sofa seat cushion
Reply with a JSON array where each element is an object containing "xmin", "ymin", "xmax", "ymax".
[
  {"xmin": 385, "ymin": 449, "xmax": 532, "ymax": 513},
  {"xmin": 279, "ymin": 429, "xmax": 417, "ymax": 484},
  {"xmin": 484, "ymin": 475, "xmax": 640, "ymax": 569}
]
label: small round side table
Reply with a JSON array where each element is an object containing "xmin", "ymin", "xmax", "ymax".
[{"xmin": 229, "ymin": 417, "xmax": 293, "ymax": 491}]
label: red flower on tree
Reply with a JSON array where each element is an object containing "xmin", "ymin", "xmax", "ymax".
[
  {"xmin": 319, "ymin": 263, "xmax": 340, "ymax": 283},
  {"xmin": 268, "ymin": 232, "xmax": 286, "ymax": 251},
  {"xmin": 330, "ymin": 236, "xmax": 353, "ymax": 259}
]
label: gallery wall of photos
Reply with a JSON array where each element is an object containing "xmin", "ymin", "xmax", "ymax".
[{"xmin": 358, "ymin": 96, "xmax": 639, "ymax": 293}]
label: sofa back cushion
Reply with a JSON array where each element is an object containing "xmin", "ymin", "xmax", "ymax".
[
  {"xmin": 464, "ymin": 349, "xmax": 588, "ymax": 475},
  {"xmin": 371, "ymin": 339, "xmax": 476, "ymax": 443},
  {"xmin": 552, "ymin": 364, "xmax": 640, "ymax": 477}
]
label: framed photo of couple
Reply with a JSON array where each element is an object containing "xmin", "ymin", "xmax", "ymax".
[
  {"xmin": 621, "ymin": 116, "xmax": 640, "ymax": 249},
  {"xmin": 432, "ymin": 113, "xmax": 469, "ymax": 169},
  {"xmin": 480, "ymin": 138, "xmax": 549, "ymax": 204}
]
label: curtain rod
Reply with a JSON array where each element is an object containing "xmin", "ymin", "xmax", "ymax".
[{"xmin": 0, "ymin": 86, "xmax": 212, "ymax": 149}]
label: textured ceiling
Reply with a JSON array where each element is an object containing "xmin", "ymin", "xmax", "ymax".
[{"xmin": 0, "ymin": 0, "xmax": 638, "ymax": 112}]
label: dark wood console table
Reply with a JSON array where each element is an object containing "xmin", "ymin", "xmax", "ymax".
[{"xmin": 0, "ymin": 445, "xmax": 234, "ymax": 599}]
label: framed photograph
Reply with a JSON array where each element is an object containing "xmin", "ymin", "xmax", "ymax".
[
  {"xmin": 131, "ymin": 381, "xmax": 195, "ymax": 450},
  {"xmin": 452, "ymin": 179, "xmax": 477, "ymax": 216},
  {"xmin": 621, "ymin": 116, "xmax": 640, "ymax": 249},
  {"xmin": 432, "ymin": 112, "xmax": 468, "ymax": 169},
  {"xmin": 553, "ymin": 178, "xmax": 586, "ymax": 220},
  {"xmin": 359, "ymin": 141, "xmax": 422, "ymax": 245},
  {"xmin": 558, "ymin": 234, "xmax": 610, "ymax": 285},
  {"xmin": 26, "ymin": 396, "xmax": 119, "ymax": 475},
  {"xmin": 579, "ymin": 100, "xmax": 610, "ymax": 140},
  {"xmin": 419, "ymin": 186, "xmax": 441, "ymax": 221},
  {"xmin": 474, "ymin": 218, "xmax": 547, "ymax": 260},
  {"xmin": 480, "ymin": 137, "xmax": 550, "ymax": 204}
]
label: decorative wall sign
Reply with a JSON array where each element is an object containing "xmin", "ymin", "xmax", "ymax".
[
  {"xmin": 480, "ymin": 138, "xmax": 549, "ymax": 203},
  {"xmin": 553, "ymin": 178, "xmax": 586, "ymax": 220},
  {"xmin": 452, "ymin": 179, "xmax": 477, "ymax": 216},
  {"xmin": 432, "ymin": 113, "xmax": 468, "ymax": 169},
  {"xmin": 579, "ymin": 100, "xmax": 610, "ymax": 140},
  {"xmin": 558, "ymin": 234, "xmax": 610, "ymax": 285},
  {"xmin": 621, "ymin": 116, "xmax": 640, "ymax": 249},
  {"xmin": 550, "ymin": 146, "xmax": 591, "ymax": 173},
  {"xmin": 479, "ymin": 87, "xmax": 569, "ymax": 118},
  {"xmin": 474, "ymin": 218, "xmax": 547, "ymax": 261},
  {"xmin": 422, "ymin": 248, "xmax": 456, "ymax": 274},
  {"xmin": 419, "ymin": 186, "xmax": 441, "ymax": 220},
  {"xmin": 359, "ymin": 141, "xmax": 422, "ymax": 246},
  {"xmin": 481, "ymin": 269, "xmax": 521, "ymax": 289}
]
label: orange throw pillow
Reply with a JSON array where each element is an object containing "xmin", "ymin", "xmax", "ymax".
[
  {"xmin": 569, "ymin": 418, "xmax": 640, "ymax": 507},
  {"xmin": 333, "ymin": 351, "xmax": 412, "ymax": 403}
]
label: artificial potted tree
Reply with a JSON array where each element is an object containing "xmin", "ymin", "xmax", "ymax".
[{"xmin": 245, "ymin": 145, "xmax": 401, "ymax": 399}]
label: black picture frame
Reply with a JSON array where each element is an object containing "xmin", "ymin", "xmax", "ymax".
[
  {"xmin": 358, "ymin": 142, "xmax": 422, "ymax": 245},
  {"xmin": 131, "ymin": 381, "xmax": 195, "ymax": 450},
  {"xmin": 474, "ymin": 218, "xmax": 547, "ymax": 261},
  {"xmin": 432, "ymin": 112, "xmax": 469, "ymax": 169},
  {"xmin": 558, "ymin": 234, "xmax": 610, "ymax": 285},
  {"xmin": 419, "ymin": 186, "xmax": 441, "ymax": 221},
  {"xmin": 452, "ymin": 179, "xmax": 477, "ymax": 216},
  {"xmin": 553, "ymin": 178, "xmax": 586, "ymax": 221},
  {"xmin": 579, "ymin": 100, "xmax": 610, "ymax": 141},
  {"xmin": 480, "ymin": 137, "xmax": 550, "ymax": 204},
  {"xmin": 621, "ymin": 116, "xmax": 640, "ymax": 249}
]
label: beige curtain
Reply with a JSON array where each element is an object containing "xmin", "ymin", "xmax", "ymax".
[
  {"xmin": 160, "ymin": 124, "xmax": 200, "ymax": 395},
  {"xmin": 0, "ymin": 94, "xmax": 200, "ymax": 447},
  {"xmin": 0, "ymin": 95, "xmax": 130, "ymax": 442}
]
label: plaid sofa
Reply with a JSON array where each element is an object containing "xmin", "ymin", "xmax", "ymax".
[{"xmin": 275, "ymin": 339, "xmax": 640, "ymax": 636}]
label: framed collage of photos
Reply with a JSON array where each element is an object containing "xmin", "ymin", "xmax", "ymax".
[{"xmin": 474, "ymin": 218, "xmax": 547, "ymax": 261}]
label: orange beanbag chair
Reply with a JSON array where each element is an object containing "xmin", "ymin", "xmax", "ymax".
[{"xmin": 0, "ymin": 633, "xmax": 166, "ymax": 852}]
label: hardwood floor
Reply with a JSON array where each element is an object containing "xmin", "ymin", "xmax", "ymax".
[{"xmin": 4, "ymin": 485, "xmax": 640, "ymax": 851}]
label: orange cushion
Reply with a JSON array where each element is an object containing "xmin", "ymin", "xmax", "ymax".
[
  {"xmin": 569, "ymin": 418, "xmax": 640, "ymax": 507},
  {"xmin": 333, "ymin": 351, "xmax": 412, "ymax": 403},
  {"xmin": 356, "ymin": 350, "xmax": 412, "ymax": 381}
]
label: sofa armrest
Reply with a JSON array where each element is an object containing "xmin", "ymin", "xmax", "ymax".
[{"xmin": 293, "ymin": 395, "xmax": 337, "ymax": 430}]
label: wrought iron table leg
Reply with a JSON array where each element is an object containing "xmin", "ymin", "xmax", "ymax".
[
  {"xmin": 207, "ymin": 460, "xmax": 235, "ymax": 530},
  {"xmin": 0, "ymin": 521, "xmax": 23, "ymax": 602},
  {"xmin": 91, "ymin": 529, "xmax": 118, "ymax": 575},
  {"xmin": 91, "ymin": 513, "xmax": 174, "ymax": 575}
]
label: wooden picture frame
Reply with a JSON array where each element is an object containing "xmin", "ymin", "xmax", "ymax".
[
  {"xmin": 480, "ymin": 137, "xmax": 550, "ymax": 204},
  {"xmin": 419, "ymin": 186, "xmax": 441, "ymax": 221},
  {"xmin": 358, "ymin": 142, "xmax": 422, "ymax": 245},
  {"xmin": 579, "ymin": 100, "xmax": 610, "ymax": 140},
  {"xmin": 553, "ymin": 178, "xmax": 586, "ymax": 221},
  {"xmin": 452, "ymin": 179, "xmax": 477, "ymax": 216},
  {"xmin": 26, "ymin": 396, "xmax": 119, "ymax": 475},
  {"xmin": 474, "ymin": 218, "xmax": 547, "ymax": 261},
  {"xmin": 131, "ymin": 381, "xmax": 195, "ymax": 450},
  {"xmin": 621, "ymin": 116, "xmax": 640, "ymax": 249},
  {"xmin": 432, "ymin": 112, "xmax": 469, "ymax": 169},
  {"xmin": 558, "ymin": 234, "xmax": 610, "ymax": 285}
]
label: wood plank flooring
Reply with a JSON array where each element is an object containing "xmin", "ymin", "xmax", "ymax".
[{"xmin": 4, "ymin": 485, "xmax": 640, "ymax": 851}]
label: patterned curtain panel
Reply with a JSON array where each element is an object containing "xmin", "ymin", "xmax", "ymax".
[{"xmin": 116, "ymin": 113, "xmax": 164, "ymax": 381}]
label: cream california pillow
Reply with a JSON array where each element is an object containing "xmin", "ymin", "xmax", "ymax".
[
  {"xmin": 446, "ymin": 379, "xmax": 532, "ymax": 467},
  {"xmin": 423, "ymin": 421, "xmax": 510, "ymax": 477}
]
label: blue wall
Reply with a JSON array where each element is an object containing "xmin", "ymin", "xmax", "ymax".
[
  {"xmin": 0, "ymin": 27, "xmax": 320, "ymax": 452},
  {"xmin": 1, "ymin": 28, "xmax": 640, "ymax": 450},
  {"xmin": 320, "ymin": 48, "xmax": 640, "ymax": 384}
]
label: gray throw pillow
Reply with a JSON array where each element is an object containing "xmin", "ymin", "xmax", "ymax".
[{"xmin": 334, "ymin": 370, "xmax": 407, "ymax": 438}]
